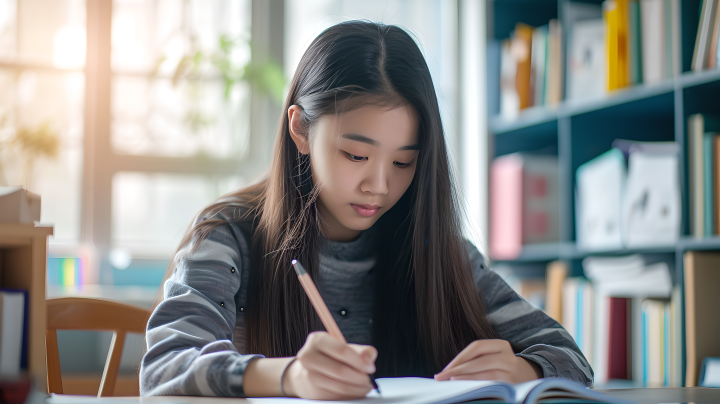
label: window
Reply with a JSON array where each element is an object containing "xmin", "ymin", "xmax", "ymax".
[
  {"xmin": 0, "ymin": 0, "xmax": 262, "ymax": 294},
  {"xmin": 109, "ymin": 0, "xmax": 253, "ymax": 260},
  {"xmin": 0, "ymin": 0, "xmax": 86, "ymax": 244},
  {"xmin": 284, "ymin": 0, "xmax": 460, "ymax": 157}
]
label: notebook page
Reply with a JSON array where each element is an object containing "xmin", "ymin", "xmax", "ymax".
[
  {"xmin": 513, "ymin": 378, "xmax": 632, "ymax": 404},
  {"xmin": 250, "ymin": 377, "xmax": 513, "ymax": 404}
]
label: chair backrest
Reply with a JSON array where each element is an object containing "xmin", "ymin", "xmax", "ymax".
[{"xmin": 46, "ymin": 297, "xmax": 147, "ymax": 397}]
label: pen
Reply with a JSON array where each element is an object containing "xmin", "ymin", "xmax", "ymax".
[{"xmin": 292, "ymin": 259, "xmax": 381, "ymax": 394}]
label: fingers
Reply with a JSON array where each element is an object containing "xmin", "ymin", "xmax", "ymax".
[
  {"xmin": 441, "ymin": 340, "xmax": 509, "ymax": 372},
  {"xmin": 302, "ymin": 350, "xmax": 373, "ymax": 388},
  {"xmin": 435, "ymin": 352, "xmax": 509, "ymax": 380},
  {"xmin": 305, "ymin": 332, "xmax": 375, "ymax": 374},
  {"xmin": 307, "ymin": 369, "xmax": 373, "ymax": 399},
  {"xmin": 349, "ymin": 343, "xmax": 378, "ymax": 364}
]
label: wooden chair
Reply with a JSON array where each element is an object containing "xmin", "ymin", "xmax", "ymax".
[{"xmin": 46, "ymin": 297, "xmax": 147, "ymax": 396}]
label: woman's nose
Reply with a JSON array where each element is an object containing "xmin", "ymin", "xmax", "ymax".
[{"xmin": 360, "ymin": 163, "xmax": 389, "ymax": 195}]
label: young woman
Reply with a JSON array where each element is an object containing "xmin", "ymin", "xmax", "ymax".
[{"xmin": 140, "ymin": 21, "xmax": 592, "ymax": 400}]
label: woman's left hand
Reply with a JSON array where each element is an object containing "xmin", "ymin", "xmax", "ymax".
[{"xmin": 433, "ymin": 339, "xmax": 542, "ymax": 383}]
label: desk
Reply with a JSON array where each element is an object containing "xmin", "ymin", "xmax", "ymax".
[{"xmin": 36, "ymin": 387, "xmax": 720, "ymax": 404}]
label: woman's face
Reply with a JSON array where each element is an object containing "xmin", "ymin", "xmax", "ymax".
[{"xmin": 288, "ymin": 104, "xmax": 420, "ymax": 242}]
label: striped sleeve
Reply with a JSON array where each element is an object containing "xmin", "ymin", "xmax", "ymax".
[
  {"xmin": 466, "ymin": 241, "xmax": 594, "ymax": 386},
  {"xmin": 139, "ymin": 223, "xmax": 263, "ymax": 397}
]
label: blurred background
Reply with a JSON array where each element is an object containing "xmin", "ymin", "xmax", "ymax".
[
  {"xmin": 0, "ymin": 0, "xmax": 485, "ymax": 394},
  {"xmin": 3, "ymin": 0, "xmax": 720, "ymax": 395}
]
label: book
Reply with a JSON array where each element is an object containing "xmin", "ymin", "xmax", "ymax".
[
  {"xmin": 688, "ymin": 114, "xmax": 720, "ymax": 238},
  {"xmin": 715, "ymin": 136, "xmax": 720, "ymax": 234},
  {"xmin": 561, "ymin": 278, "xmax": 594, "ymax": 364},
  {"xmin": 663, "ymin": 0, "xmax": 673, "ymax": 79},
  {"xmin": 669, "ymin": 286, "xmax": 683, "ymax": 387},
  {"xmin": 490, "ymin": 154, "xmax": 559, "ymax": 260},
  {"xmin": 545, "ymin": 260, "xmax": 567, "ymax": 323},
  {"xmin": 0, "ymin": 187, "xmax": 41, "ymax": 224},
  {"xmin": 607, "ymin": 297, "xmax": 631, "ymax": 380},
  {"xmin": 576, "ymin": 148, "xmax": 626, "ymax": 250},
  {"xmin": 640, "ymin": 0, "xmax": 666, "ymax": 84},
  {"xmin": 710, "ymin": 1, "xmax": 720, "ymax": 69},
  {"xmin": 621, "ymin": 145, "xmax": 680, "ymax": 246},
  {"xmin": 692, "ymin": 0, "xmax": 719, "ymax": 71},
  {"xmin": 642, "ymin": 299, "xmax": 667, "ymax": 386},
  {"xmin": 582, "ymin": 255, "xmax": 672, "ymax": 384},
  {"xmin": 545, "ymin": 20, "xmax": 563, "ymax": 105},
  {"xmin": 604, "ymin": 0, "xmax": 629, "ymax": 91},
  {"xmin": 627, "ymin": 0, "xmax": 643, "ymax": 85},
  {"xmin": 500, "ymin": 39, "xmax": 520, "ymax": 119},
  {"xmin": 683, "ymin": 251, "xmax": 720, "ymax": 387},
  {"xmin": 514, "ymin": 23, "xmax": 534, "ymax": 110},
  {"xmin": 531, "ymin": 26, "xmax": 548, "ymax": 107},
  {"xmin": 704, "ymin": 133, "xmax": 718, "ymax": 235},
  {"xmin": 487, "ymin": 40, "xmax": 502, "ymax": 117},
  {"xmin": 567, "ymin": 19, "xmax": 605, "ymax": 101},
  {"xmin": 0, "ymin": 290, "xmax": 27, "ymax": 377},
  {"xmin": 670, "ymin": 0, "xmax": 681, "ymax": 77},
  {"xmin": 259, "ymin": 377, "xmax": 630, "ymax": 404},
  {"xmin": 699, "ymin": 357, "xmax": 720, "ymax": 387}
]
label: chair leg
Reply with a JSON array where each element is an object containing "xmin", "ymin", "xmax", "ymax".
[
  {"xmin": 45, "ymin": 329, "xmax": 63, "ymax": 394},
  {"xmin": 98, "ymin": 331, "xmax": 126, "ymax": 397}
]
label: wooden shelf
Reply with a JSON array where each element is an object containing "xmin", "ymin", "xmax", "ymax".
[{"xmin": 0, "ymin": 223, "xmax": 53, "ymax": 392}]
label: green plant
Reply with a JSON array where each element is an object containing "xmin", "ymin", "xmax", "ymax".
[
  {"xmin": 163, "ymin": 34, "xmax": 286, "ymax": 134},
  {"xmin": 0, "ymin": 119, "xmax": 60, "ymax": 188}
]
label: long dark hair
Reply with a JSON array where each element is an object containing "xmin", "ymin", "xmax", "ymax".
[{"xmin": 160, "ymin": 20, "xmax": 499, "ymax": 377}]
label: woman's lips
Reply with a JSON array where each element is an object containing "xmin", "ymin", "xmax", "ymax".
[{"xmin": 351, "ymin": 203, "xmax": 381, "ymax": 217}]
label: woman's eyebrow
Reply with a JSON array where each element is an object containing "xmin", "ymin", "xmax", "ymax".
[
  {"xmin": 342, "ymin": 133, "xmax": 378, "ymax": 146},
  {"xmin": 341, "ymin": 133, "xmax": 420, "ymax": 151}
]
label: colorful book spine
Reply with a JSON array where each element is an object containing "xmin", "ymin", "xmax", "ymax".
[
  {"xmin": 704, "ymin": 132, "xmax": 716, "ymax": 236},
  {"xmin": 627, "ymin": 0, "xmax": 643, "ymax": 84},
  {"xmin": 604, "ymin": 0, "xmax": 629, "ymax": 91}
]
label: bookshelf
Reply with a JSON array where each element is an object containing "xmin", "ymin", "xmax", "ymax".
[
  {"xmin": 487, "ymin": 0, "xmax": 720, "ymax": 388},
  {"xmin": 0, "ymin": 223, "xmax": 53, "ymax": 392}
]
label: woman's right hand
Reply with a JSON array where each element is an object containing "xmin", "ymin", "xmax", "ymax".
[{"xmin": 282, "ymin": 331, "xmax": 377, "ymax": 400}]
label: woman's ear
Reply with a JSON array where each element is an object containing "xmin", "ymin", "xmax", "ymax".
[{"xmin": 288, "ymin": 105, "xmax": 310, "ymax": 155}]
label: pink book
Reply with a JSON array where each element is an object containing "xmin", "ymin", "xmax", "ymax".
[
  {"xmin": 490, "ymin": 153, "xmax": 559, "ymax": 260},
  {"xmin": 490, "ymin": 155, "xmax": 524, "ymax": 259}
]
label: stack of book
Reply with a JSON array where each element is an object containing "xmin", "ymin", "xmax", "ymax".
[
  {"xmin": 537, "ymin": 252, "xmax": 720, "ymax": 387},
  {"xmin": 542, "ymin": 257, "xmax": 680, "ymax": 387},
  {"xmin": 567, "ymin": 0, "xmax": 680, "ymax": 100},
  {"xmin": 687, "ymin": 113, "xmax": 720, "ymax": 238},
  {"xmin": 692, "ymin": 0, "xmax": 720, "ymax": 71},
  {"xmin": 497, "ymin": 21, "xmax": 563, "ymax": 119},
  {"xmin": 575, "ymin": 140, "xmax": 680, "ymax": 250},
  {"xmin": 490, "ymin": 0, "xmax": 720, "ymax": 116}
]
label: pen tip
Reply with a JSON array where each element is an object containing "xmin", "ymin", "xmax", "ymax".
[{"xmin": 291, "ymin": 259, "xmax": 297, "ymax": 265}]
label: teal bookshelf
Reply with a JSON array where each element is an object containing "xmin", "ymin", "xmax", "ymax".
[{"xmin": 487, "ymin": 0, "xmax": 720, "ymax": 388}]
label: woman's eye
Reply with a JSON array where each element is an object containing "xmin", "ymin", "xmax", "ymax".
[
  {"xmin": 345, "ymin": 152, "xmax": 367, "ymax": 162},
  {"xmin": 393, "ymin": 161, "xmax": 411, "ymax": 168}
]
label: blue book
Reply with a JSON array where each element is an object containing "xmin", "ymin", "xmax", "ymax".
[
  {"xmin": 0, "ymin": 289, "xmax": 29, "ymax": 372},
  {"xmin": 703, "ymin": 133, "xmax": 716, "ymax": 236}
]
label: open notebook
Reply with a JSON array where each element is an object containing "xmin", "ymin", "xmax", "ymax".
[{"xmin": 251, "ymin": 377, "xmax": 630, "ymax": 404}]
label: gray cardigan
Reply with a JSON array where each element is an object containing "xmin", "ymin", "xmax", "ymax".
[{"xmin": 140, "ymin": 217, "xmax": 593, "ymax": 396}]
